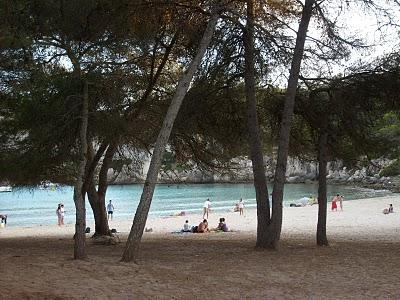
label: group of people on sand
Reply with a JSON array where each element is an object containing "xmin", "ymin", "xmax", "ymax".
[
  {"xmin": 56, "ymin": 203, "xmax": 65, "ymax": 226},
  {"xmin": 178, "ymin": 197, "xmax": 242, "ymax": 233},
  {"xmin": 55, "ymin": 200, "xmax": 115, "ymax": 226},
  {"xmin": 331, "ymin": 194, "xmax": 344, "ymax": 211},
  {"xmin": 182, "ymin": 217, "xmax": 229, "ymax": 233}
]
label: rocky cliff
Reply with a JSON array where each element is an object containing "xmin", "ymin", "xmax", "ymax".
[{"xmin": 111, "ymin": 155, "xmax": 398, "ymax": 191}]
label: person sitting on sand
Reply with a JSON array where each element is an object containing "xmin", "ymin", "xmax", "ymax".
[
  {"xmin": 197, "ymin": 219, "xmax": 209, "ymax": 233},
  {"xmin": 217, "ymin": 218, "xmax": 229, "ymax": 232},
  {"xmin": 182, "ymin": 220, "xmax": 191, "ymax": 232},
  {"xmin": 389, "ymin": 204, "xmax": 394, "ymax": 213},
  {"xmin": 308, "ymin": 196, "xmax": 318, "ymax": 206}
]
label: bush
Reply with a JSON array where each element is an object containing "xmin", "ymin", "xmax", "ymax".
[{"xmin": 379, "ymin": 159, "xmax": 400, "ymax": 177}]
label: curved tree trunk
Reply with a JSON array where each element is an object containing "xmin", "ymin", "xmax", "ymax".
[
  {"xmin": 317, "ymin": 129, "xmax": 329, "ymax": 246},
  {"xmin": 87, "ymin": 180, "xmax": 110, "ymax": 236},
  {"xmin": 244, "ymin": 0, "xmax": 271, "ymax": 248},
  {"xmin": 121, "ymin": 7, "xmax": 221, "ymax": 263},
  {"xmin": 85, "ymin": 142, "xmax": 110, "ymax": 236},
  {"xmin": 269, "ymin": 0, "xmax": 315, "ymax": 249},
  {"xmin": 73, "ymin": 79, "xmax": 89, "ymax": 259}
]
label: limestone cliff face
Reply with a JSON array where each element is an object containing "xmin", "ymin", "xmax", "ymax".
[{"xmin": 111, "ymin": 155, "xmax": 396, "ymax": 190}]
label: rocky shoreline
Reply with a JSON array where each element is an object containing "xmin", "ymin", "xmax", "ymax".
[{"xmin": 112, "ymin": 156, "xmax": 400, "ymax": 192}]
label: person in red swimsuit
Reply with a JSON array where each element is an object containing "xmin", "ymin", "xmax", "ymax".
[{"xmin": 331, "ymin": 194, "xmax": 339, "ymax": 211}]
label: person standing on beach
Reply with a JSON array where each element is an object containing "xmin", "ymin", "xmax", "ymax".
[
  {"xmin": 107, "ymin": 200, "xmax": 115, "ymax": 220},
  {"xmin": 203, "ymin": 198, "xmax": 211, "ymax": 219},
  {"xmin": 56, "ymin": 203, "xmax": 65, "ymax": 226},
  {"xmin": 56, "ymin": 204, "xmax": 61, "ymax": 225},
  {"xmin": 331, "ymin": 194, "xmax": 339, "ymax": 211},
  {"xmin": 339, "ymin": 195, "xmax": 344, "ymax": 211},
  {"xmin": 238, "ymin": 198, "xmax": 244, "ymax": 215}
]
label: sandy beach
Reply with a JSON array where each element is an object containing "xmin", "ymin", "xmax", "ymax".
[{"xmin": 1, "ymin": 195, "xmax": 400, "ymax": 299}]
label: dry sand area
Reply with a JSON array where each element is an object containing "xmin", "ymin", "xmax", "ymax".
[{"xmin": 1, "ymin": 195, "xmax": 400, "ymax": 299}]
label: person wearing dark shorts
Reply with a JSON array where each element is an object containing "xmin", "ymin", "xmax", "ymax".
[{"xmin": 107, "ymin": 200, "xmax": 115, "ymax": 220}]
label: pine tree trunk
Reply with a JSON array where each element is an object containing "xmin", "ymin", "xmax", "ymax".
[
  {"xmin": 73, "ymin": 79, "xmax": 89, "ymax": 259},
  {"xmin": 269, "ymin": 0, "xmax": 315, "ymax": 249},
  {"xmin": 244, "ymin": 0, "xmax": 271, "ymax": 248},
  {"xmin": 121, "ymin": 8, "xmax": 221, "ymax": 263},
  {"xmin": 87, "ymin": 180, "xmax": 110, "ymax": 236},
  {"xmin": 317, "ymin": 129, "xmax": 329, "ymax": 246}
]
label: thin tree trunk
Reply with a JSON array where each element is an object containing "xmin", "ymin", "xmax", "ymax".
[
  {"xmin": 244, "ymin": 0, "xmax": 271, "ymax": 248},
  {"xmin": 317, "ymin": 129, "xmax": 329, "ymax": 246},
  {"xmin": 121, "ymin": 8, "xmax": 221, "ymax": 262},
  {"xmin": 73, "ymin": 79, "xmax": 89, "ymax": 259},
  {"xmin": 269, "ymin": 0, "xmax": 315, "ymax": 249}
]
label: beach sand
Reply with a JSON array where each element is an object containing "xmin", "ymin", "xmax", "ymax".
[{"xmin": 1, "ymin": 195, "xmax": 400, "ymax": 299}]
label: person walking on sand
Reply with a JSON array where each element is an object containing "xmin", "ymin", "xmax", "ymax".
[
  {"xmin": 203, "ymin": 198, "xmax": 211, "ymax": 219},
  {"xmin": 238, "ymin": 198, "xmax": 244, "ymax": 215},
  {"xmin": 107, "ymin": 200, "xmax": 115, "ymax": 220},
  {"xmin": 56, "ymin": 203, "xmax": 65, "ymax": 226},
  {"xmin": 339, "ymin": 195, "xmax": 344, "ymax": 211},
  {"xmin": 331, "ymin": 194, "xmax": 339, "ymax": 211}
]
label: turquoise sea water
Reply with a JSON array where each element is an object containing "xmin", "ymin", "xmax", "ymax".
[{"xmin": 0, "ymin": 183, "xmax": 391, "ymax": 227}]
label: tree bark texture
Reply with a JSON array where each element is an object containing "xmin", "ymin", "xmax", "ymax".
[
  {"xmin": 84, "ymin": 143, "xmax": 110, "ymax": 236},
  {"xmin": 121, "ymin": 8, "xmax": 221, "ymax": 262},
  {"xmin": 317, "ymin": 129, "xmax": 329, "ymax": 246},
  {"xmin": 269, "ymin": 0, "xmax": 315, "ymax": 249},
  {"xmin": 87, "ymin": 180, "xmax": 110, "ymax": 236},
  {"xmin": 73, "ymin": 80, "xmax": 89, "ymax": 259},
  {"xmin": 244, "ymin": 0, "xmax": 271, "ymax": 248}
]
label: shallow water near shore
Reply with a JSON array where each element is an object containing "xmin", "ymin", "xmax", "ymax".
[{"xmin": 0, "ymin": 183, "xmax": 391, "ymax": 226}]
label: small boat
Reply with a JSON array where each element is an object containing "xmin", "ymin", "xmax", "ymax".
[{"xmin": 0, "ymin": 186, "xmax": 12, "ymax": 192}]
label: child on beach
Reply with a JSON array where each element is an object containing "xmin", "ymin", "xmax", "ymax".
[
  {"xmin": 182, "ymin": 220, "xmax": 191, "ymax": 232},
  {"xmin": 389, "ymin": 204, "xmax": 394, "ymax": 213}
]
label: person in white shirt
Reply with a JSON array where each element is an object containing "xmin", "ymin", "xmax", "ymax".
[
  {"xmin": 182, "ymin": 220, "xmax": 191, "ymax": 232},
  {"xmin": 203, "ymin": 198, "xmax": 211, "ymax": 219},
  {"xmin": 107, "ymin": 200, "xmax": 115, "ymax": 220},
  {"xmin": 56, "ymin": 203, "xmax": 65, "ymax": 226},
  {"xmin": 238, "ymin": 198, "xmax": 244, "ymax": 215}
]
